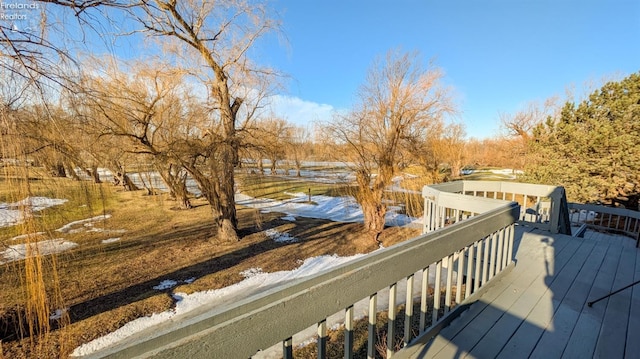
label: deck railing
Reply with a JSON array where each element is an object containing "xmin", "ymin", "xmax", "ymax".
[
  {"xmin": 426, "ymin": 180, "xmax": 571, "ymax": 235},
  {"xmin": 568, "ymin": 202, "xmax": 640, "ymax": 242},
  {"xmin": 82, "ymin": 188, "xmax": 520, "ymax": 359}
]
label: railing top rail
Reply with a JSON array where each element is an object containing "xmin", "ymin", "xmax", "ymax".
[
  {"xmin": 86, "ymin": 202, "xmax": 520, "ymax": 359},
  {"xmin": 569, "ymin": 202, "xmax": 640, "ymax": 219},
  {"xmin": 430, "ymin": 180, "xmax": 564, "ymax": 199},
  {"xmin": 423, "ymin": 186, "xmax": 512, "ymax": 214}
]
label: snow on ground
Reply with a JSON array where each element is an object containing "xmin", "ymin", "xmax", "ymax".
[
  {"xmin": 50, "ymin": 308, "xmax": 68, "ymax": 321},
  {"xmin": 236, "ymin": 192, "xmax": 422, "ymax": 228},
  {"xmin": 71, "ymin": 253, "xmax": 366, "ymax": 357},
  {"xmin": 265, "ymin": 228, "xmax": 298, "ymax": 243},
  {"xmin": 56, "ymin": 214, "xmax": 112, "ymax": 233},
  {"xmin": 0, "ymin": 197, "xmax": 68, "ymax": 228},
  {"xmin": 0, "ymin": 239, "xmax": 78, "ymax": 264},
  {"xmin": 153, "ymin": 280, "xmax": 179, "ymax": 290},
  {"xmin": 72, "ymin": 251, "xmax": 457, "ymax": 357},
  {"xmin": 10, "ymin": 232, "xmax": 45, "ymax": 241},
  {"xmin": 101, "ymin": 238, "xmax": 121, "ymax": 244}
]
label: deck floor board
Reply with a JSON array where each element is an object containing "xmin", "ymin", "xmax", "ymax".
[{"xmin": 402, "ymin": 228, "xmax": 639, "ymax": 359}]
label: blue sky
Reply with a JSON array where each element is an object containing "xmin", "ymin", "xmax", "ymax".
[
  {"xmin": 10, "ymin": 1, "xmax": 638, "ymax": 139},
  {"xmin": 263, "ymin": 0, "xmax": 640, "ymax": 138}
]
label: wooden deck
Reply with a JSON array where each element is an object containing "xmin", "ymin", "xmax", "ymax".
[{"xmin": 401, "ymin": 227, "xmax": 640, "ymax": 358}]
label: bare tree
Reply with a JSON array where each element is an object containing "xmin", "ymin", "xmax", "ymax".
[
  {"xmin": 440, "ymin": 122, "xmax": 466, "ymax": 180},
  {"xmin": 327, "ymin": 50, "xmax": 455, "ymax": 243},
  {"xmin": 500, "ymin": 98, "xmax": 559, "ymax": 141},
  {"xmin": 286, "ymin": 125, "xmax": 313, "ymax": 177},
  {"xmin": 257, "ymin": 117, "xmax": 290, "ymax": 175},
  {"xmin": 500, "ymin": 98, "xmax": 559, "ymax": 170},
  {"xmin": 125, "ymin": 0, "xmax": 281, "ymax": 241}
]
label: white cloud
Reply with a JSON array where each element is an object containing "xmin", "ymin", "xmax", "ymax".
[{"xmin": 267, "ymin": 94, "xmax": 335, "ymax": 127}]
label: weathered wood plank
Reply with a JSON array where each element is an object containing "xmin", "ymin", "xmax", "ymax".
[
  {"xmin": 496, "ymin": 236, "xmax": 608, "ymax": 358},
  {"xmin": 507, "ymin": 236, "xmax": 601, "ymax": 359},
  {"xmin": 593, "ymin": 237, "xmax": 636, "ymax": 358},
  {"xmin": 561, "ymin": 241, "xmax": 624, "ymax": 357},
  {"xmin": 420, "ymin": 232, "xmax": 578, "ymax": 359},
  {"xmin": 469, "ymin": 234, "xmax": 596, "ymax": 359},
  {"xmin": 624, "ymin": 249, "xmax": 640, "ymax": 358}
]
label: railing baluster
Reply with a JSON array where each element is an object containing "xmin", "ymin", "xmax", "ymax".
[
  {"xmin": 488, "ymin": 233, "xmax": 497, "ymax": 280},
  {"xmin": 368, "ymin": 293, "xmax": 377, "ymax": 359},
  {"xmin": 482, "ymin": 235, "xmax": 490, "ymax": 285},
  {"xmin": 496, "ymin": 228, "xmax": 504, "ymax": 273},
  {"xmin": 420, "ymin": 266, "xmax": 430, "ymax": 332},
  {"xmin": 507, "ymin": 224, "xmax": 515, "ymax": 266},
  {"xmin": 456, "ymin": 249, "xmax": 464, "ymax": 303},
  {"xmin": 344, "ymin": 306, "xmax": 354, "ymax": 359},
  {"xmin": 474, "ymin": 240, "xmax": 482, "ymax": 292},
  {"xmin": 283, "ymin": 337, "xmax": 293, "ymax": 359},
  {"xmin": 433, "ymin": 260, "xmax": 442, "ymax": 324},
  {"xmin": 466, "ymin": 244, "xmax": 474, "ymax": 298},
  {"xmin": 387, "ymin": 283, "xmax": 397, "ymax": 358},
  {"xmin": 404, "ymin": 275, "xmax": 414, "ymax": 346},
  {"xmin": 318, "ymin": 320, "xmax": 327, "ymax": 359},
  {"xmin": 445, "ymin": 255, "xmax": 453, "ymax": 313}
]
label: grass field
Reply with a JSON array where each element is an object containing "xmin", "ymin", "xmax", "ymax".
[{"xmin": 0, "ymin": 168, "xmax": 421, "ymax": 358}]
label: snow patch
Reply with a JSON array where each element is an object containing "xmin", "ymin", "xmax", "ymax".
[
  {"xmin": 153, "ymin": 280, "xmax": 179, "ymax": 290},
  {"xmin": 10, "ymin": 232, "xmax": 45, "ymax": 241},
  {"xmin": 236, "ymin": 192, "xmax": 422, "ymax": 228},
  {"xmin": 50, "ymin": 308, "xmax": 68, "ymax": 321},
  {"xmin": 265, "ymin": 228, "xmax": 298, "ymax": 243},
  {"xmin": 56, "ymin": 215, "xmax": 112, "ymax": 233},
  {"xmin": 71, "ymin": 253, "xmax": 365, "ymax": 357},
  {"xmin": 0, "ymin": 239, "xmax": 78, "ymax": 264},
  {"xmin": 0, "ymin": 197, "xmax": 67, "ymax": 228},
  {"xmin": 101, "ymin": 238, "xmax": 121, "ymax": 244}
]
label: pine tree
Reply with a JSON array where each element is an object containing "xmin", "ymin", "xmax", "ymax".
[{"xmin": 524, "ymin": 72, "xmax": 640, "ymax": 207}]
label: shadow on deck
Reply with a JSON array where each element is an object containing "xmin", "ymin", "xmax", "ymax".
[{"xmin": 400, "ymin": 228, "xmax": 640, "ymax": 358}]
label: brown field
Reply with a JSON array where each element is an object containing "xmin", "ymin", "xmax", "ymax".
[{"xmin": 0, "ymin": 173, "xmax": 420, "ymax": 358}]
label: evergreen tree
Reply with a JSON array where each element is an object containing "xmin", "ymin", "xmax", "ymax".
[{"xmin": 524, "ymin": 72, "xmax": 640, "ymax": 207}]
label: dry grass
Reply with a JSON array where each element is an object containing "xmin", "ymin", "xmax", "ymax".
[{"xmin": 0, "ymin": 174, "xmax": 421, "ymax": 358}]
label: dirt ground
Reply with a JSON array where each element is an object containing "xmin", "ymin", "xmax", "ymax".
[{"xmin": 0, "ymin": 188, "xmax": 420, "ymax": 358}]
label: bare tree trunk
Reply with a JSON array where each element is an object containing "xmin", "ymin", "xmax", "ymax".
[
  {"xmin": 257, "ymin": 158, "xmax": 264, "ymax": 175},
  {"xmin": 110, "ymin": 163, "xmax": 139, "ymax": 191},
  {"xmin": 356, "ymin": 170, "xmax": 388, "ymax": 243},
  {"xmin": 158, "ymin": 164, "xmax": 192, "ymax": 209},
  {"xmin": 50, "ymin": 162, "xmax": 66, "ymax": 177},
  {"xmin": 269, "ymin": 157, "xmax": 277, "ymax": 175},
  {"xmin": 90, "ymin": 165, "xmax": 101, "ymax": 183},
  {"xmin": 65, "ymin": 161, "xmax": 80, "ymax": 180},
  {"xmin": 185, "ymin": 163, "xmax": 238, "ymax": 242},
  {"xmin": 362, "ymin": 200, "xmax": 386, "ymax": 243},
  {"xmin": 295, "ymin": 158, "xmax": 302, "ymax": 177}
]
